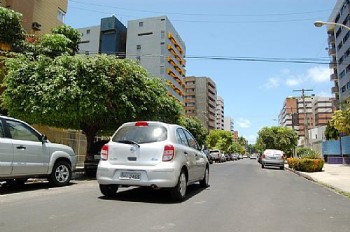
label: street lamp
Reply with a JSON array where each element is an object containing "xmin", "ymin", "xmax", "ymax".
[{"xmin": 314, "ymin": 20, "xmax": 350, "ymax": 31}]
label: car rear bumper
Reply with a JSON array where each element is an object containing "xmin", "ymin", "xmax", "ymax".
[
  {"xmin": 96, "ymin": 162, "xmax": 180, "ymax": 188},
  {"xmin": 262, "ymin": 159, "xmax": 284, "ymax": 167}
]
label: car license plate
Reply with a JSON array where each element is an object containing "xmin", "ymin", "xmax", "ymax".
[{"xmin": 120, "ymin": 172, "xmax": 141, "ymax": 180}]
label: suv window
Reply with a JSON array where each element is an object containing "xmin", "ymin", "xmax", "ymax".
[
  {"xmin": 112, "ymin": 125, "xmax": 167, "ymax": 144},
  {"xmin": 183, "ymin": 129, "xmax": 199, "ymax": 150},
  {"xmin": 176, "ymin": 128, "xmax": 189, "ymax": 146},
  {"xmin": 6, "ymin": 119, "xmax": 41, "ymax": 142},
  {"xmin": 0, "ymin": 120, "xmax": 4, "ymax": 138}
]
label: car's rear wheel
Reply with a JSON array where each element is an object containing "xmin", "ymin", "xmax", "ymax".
[
  {"xmin": 261, "ymin": 163, "xmax": 264, "ymax": 169},
  {"xmin": 99, "ymin": 184, "xmax": 118, "ymax": 197},
  {"xmin": 280, "ymin": 166, "xmax": 285, "ymax": 170},
  {"xmin": 171, "ymin": 170, "xmax": 187, "ymax": 201},
  {"xmin": 199, "ymin": 167, "xmax": 209, "ymax": 188},
  {"xmin": 48, "ymin": 161, "xmax": 72, "ymax": 187}
]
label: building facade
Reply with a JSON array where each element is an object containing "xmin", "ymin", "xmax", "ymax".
[
  {"xmin": 327, "ymin": 0, "xmax": 350, "ymax": 108},
  {"xmin": 224, "ymin": 117, "xmax": 234, "ymax": 132},
  {"xmin": 184, "ymin": 76, "xmax": 217, "ymax": 131},
  {"xmin": 279, "ymin": 96, "xmax": 334, "ymax": 146},
  {"xmin": 77, "ymin": 16, "xmax": 127, "ymax": 56},
  {"xmin": 0, "ymin": 0, "xmax": 67, "ymax": 35},
  {"xmin": 216, "ymin": 96, "xmax": 225, "ymax": 130},
  {"xmin": 126, "ymin": 16, "xmax": 186, "ymax": 102}
]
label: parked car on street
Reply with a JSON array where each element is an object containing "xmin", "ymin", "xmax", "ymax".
[
  {"xmin": 0, "ymin": 115, "xmax": 77, "ymax": 187},
  {"xmin": 209, "ymin": 149, "xmax": 222, "ymax": 163},
  {"xmin": 96, "ymin": 121, "xmax": 210, "ymax": 201},
  {"xmin": 202, "ymin": 150, "xmax": 213, "ymax": 164},
  {"xmin": 250, "ymin": 153, "xmax": 257, "ymax": 159},
  {"xmin": 261, "ymin": 149, "xmax": 285, "ymax": 170},
  {"xmin": 84, "ymin": 140, "xmax": 109, "ymax": 177}
]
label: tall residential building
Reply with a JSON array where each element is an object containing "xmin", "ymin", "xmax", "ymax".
[
  {"xmin": 184, "ymin": 76, "xmax": 217, "ymax": 131},
  {"xmin": 216, "ymin": 96, "xmax": 225, "ymax": 130},
  {"xmin": 77, "ymin": 16, "xmax": 127, "ymax": 56},
  {"xmin": 0, "ymin": 0, "xmax": 67, "ymax": 35},
  {"xmin": 278, "ymin": 96, "xmax": 334, "ymax": 145},
  {"xmin": 224, "ymin": 117, "xmax": 234, "ymax": 132},
  {"xmin": 126, "ymin": 16, "xmax": 186, "ymax": 102},
  {"xmin": 326, "ymin": 0, "xmax": 350, "ymax": 108}
]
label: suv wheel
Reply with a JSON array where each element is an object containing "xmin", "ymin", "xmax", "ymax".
[
  {"xmin": 99, "ymin": 184, "xmax": 118, "ymax": 197},
  {"xmin": 171, "ymin": 170, "xmax": 187, "ymax": 201},
  {"xmin": 48, "ymin": 161, "xmax": 72, "ymax": 187}
]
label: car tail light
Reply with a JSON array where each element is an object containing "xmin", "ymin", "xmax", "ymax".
[
  {"xmin": 101, "ymin": 144, "xmax": 109, "ymax": 160},
  {"xmin": 162, "ymin": 144, "xmax": 175, "ymax": 161},
  {"xmin": 135, "ymin": 121, "xmax": 149, "ymax": 127}
]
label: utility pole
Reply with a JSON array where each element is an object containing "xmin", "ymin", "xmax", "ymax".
[{"xmin": 293, "ymin": 89, "xmax": 313, "ymax": 147}]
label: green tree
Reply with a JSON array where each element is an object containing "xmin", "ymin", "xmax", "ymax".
[
  {"xmin": 2, "ymin": 54, "xmax": 183, "ymax": 149},
  {"xmin": 330, "ymin": 109, "xmax": 350, "ymax": 136},
  {"xmin": 324, "ymin": 121, "xmax": 339, "ymax": 140},
  {"xmin": 206, "ymin": 130, "xmax": 233, "ymax": 154},
  {"xmin": 178, "ymin": 116, "xmax": 208, "ymax": 147},
  {"xmin": 257, "ymin": 126, "xmax": 298, "ymax": 157},
  {"xmin": 51, "ymin": 25, "xmax": 81, "ymax": 55},
  {"xmin": 0, "ymin": 7, "xmax": 25, "ymax": 47}
]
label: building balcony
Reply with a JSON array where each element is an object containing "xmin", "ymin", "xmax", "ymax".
[
  {"xmin": 328, "ymin": 47, "xmax": 336, "ymax": 56},
  {"xmin": 331, "ymin": 86, "xmax": 339, "ymax": 94},
  {"xmin": 329, "ymin": 61, "xmax": 337, "ymax": 69},
  {"xmin": 328, "ymin": 34, "xmax": 335, "ymax": 44},
  {"xmin": 330, "ymin": 73, "xmax": 338, "ymax": 81}
]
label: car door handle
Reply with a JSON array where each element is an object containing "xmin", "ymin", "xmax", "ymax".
[{"xmin": 16, "ymin": 145, "xmax": 26, "ymax": 150}]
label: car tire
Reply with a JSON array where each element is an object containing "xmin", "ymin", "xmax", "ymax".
[
  {"xmin": 48, "ymin": 161, "xmax": 72, "ymax": 187},
  {"xmin": 171, "ymin": 170, "xmax": 187, "ymax": 201},
  {"xmin": 261, "ymin": 163, "xmax": 264, "ymax": 169},
  {"xmin": 84, "ymin": 168, "xmax": 96, "ymax": 178},
  {"xmin": 99, "ymin": 184, "xmax": 119, "ymax": 197},
  {"xmin": 199, "ymin": 167, "xmax": 209, "ymax": 188},
  {"xmin": 280, "ymin": 166, "xmax": 285, "ymax": 170}
]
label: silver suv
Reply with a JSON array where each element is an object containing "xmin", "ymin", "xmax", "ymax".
[
  {"xmin": 0, "ymin": 116, "xmax": 77, "ymax": 186},
  {"xmin": 97, "ymin": 121, "xmax": 210, "ymax": 201}
]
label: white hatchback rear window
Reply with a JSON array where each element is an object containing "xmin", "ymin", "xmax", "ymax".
[{"xmin": 112, "ymin": 125, "xmax": 167, "ymax": 144}]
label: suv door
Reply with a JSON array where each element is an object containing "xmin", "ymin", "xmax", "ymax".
[
  {"xmin": 4, "ymin": 119, "xmax": 50, "ymax": 175},
  {"xmin": 0, "ymin": 119, "xmax": 13, "ymax": 175},
  {"xmin": 183, "ymin": 129, "xmax": 205, "ymax": 180}
]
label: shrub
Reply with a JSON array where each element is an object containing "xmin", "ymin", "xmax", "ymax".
[
  {"xmin": 287, "ymin": 157, "xmax": 324, "ymax": 172},
  {"xmin": 297, "ymin": 147, "xmax": 321, "ymax": 159}
]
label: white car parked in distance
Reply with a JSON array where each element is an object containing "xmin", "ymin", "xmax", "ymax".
[{"xmin": 97, "ymin": 121, "xmax": 210, "ymax": 201}]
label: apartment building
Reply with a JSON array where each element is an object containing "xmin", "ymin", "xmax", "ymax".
[
  {"xmin": 184, "ymin": 76, "xmax": 217, "ymax": 131},
  {"xmin": 327, "ymin": 0, "xmax": 350, "ymax": 108},
  {"xmin": 77, "ymin": 16, "xmax": 127, "ymax": 57},
  {"xmin": 126, "ymin": 16, "xmax": 186, "ymax": 102},
  {"xmin": 0, "ymin": 0, "xmax": 67, "ymax": 35},
  {"xmin": 224, "ymin": 117, "xmax": 234, "ymax": 132},
  {"xmin": 279, "ymin": 96, "xmax": 334, "ymax": 145},
  {"xmin": 216, "ymin": 96, "xmax": 225, "ymax": 130}
]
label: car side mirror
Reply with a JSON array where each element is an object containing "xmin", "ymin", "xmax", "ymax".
[{"xmin": 41, "ymin": 134, "xmax": 48, "ymax": 143}]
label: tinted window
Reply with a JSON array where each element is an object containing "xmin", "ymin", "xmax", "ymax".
[
  {"xmin": 0, "ymin": 120, "xmax": 4, "ymax": 138},
  {"xmin": 112, "ymin": 125, "xmax": 167, "ymax": 144},
  {"xmin": 183, "ymin": 130, "xmax": 199, "ymax": 150},
  {"xmin": 176, "ymin": 128, "xmax": 189, "ymax": 146},
  {"xmin": 6, "ymin": 119, "xmax": 41, "ymax": 142}
]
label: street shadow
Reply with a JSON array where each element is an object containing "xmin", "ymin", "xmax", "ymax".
[
  {"xmin": 0, "ymin": 180, "xmax": 77, "ymax": 195},
  {"xmin": 99, "ymin": 184, "xmax": 209, "ymax": 204}
]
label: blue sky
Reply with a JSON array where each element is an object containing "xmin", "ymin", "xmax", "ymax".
[{"xmin": 65, "ymin": 0, "xmax": 335, "ymax": 144}]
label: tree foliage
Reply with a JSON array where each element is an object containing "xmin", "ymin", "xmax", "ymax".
[
  {"xmin": 178, "ymin": 116, "xmax": 208, "ymax": 147},
  {"xmin": 0, "ymin": 7, "xmax": 25, "ymax": 46},
  {"xmin": 2, "ymin": 54, "xmax": 183, "ymax": 149},
  {"xmin": 257, "ymin": 126, "xmax": 298, "ymax": 156},
  {"xmin": 51, "ymin": 25, "xmax": 81, "ymax": 55},
  {"xmin": 330, "ymin": 109, "xmax": 350, "ymax": 136},
  {"xmin": 324, "ymin": 122, "xmax": 339, "ymax": 140},
  {"xmin": 206, "ymin": 130, "xmax": 234, "ymax": 154}
]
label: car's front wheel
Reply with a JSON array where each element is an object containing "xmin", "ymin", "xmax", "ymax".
[
  {"xmin": 171, "ymin": 170, "xmax": 187, "ymax": 201},
  {"xmin": 48, "ymin": 161, "xmax": 72, "ymax": 187},
  {"xmin": 99, "ymin": 184, "xmax": 119, "ymax": 197},
  {"xmin": 199, "ymin": 167, "xmax": 209, "ymax": 188}
]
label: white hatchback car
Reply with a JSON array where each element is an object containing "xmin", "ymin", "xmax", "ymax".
[{"xmin": 96, "ymin": 121, "xmax": 210, "ymax": 201}]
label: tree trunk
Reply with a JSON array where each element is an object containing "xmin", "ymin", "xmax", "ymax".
[{"xmin": 81, "ymin": 123, "xmax": 99, "ymax": 152}]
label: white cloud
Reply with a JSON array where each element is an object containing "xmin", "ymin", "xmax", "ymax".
[
  {"xmin": 262, "ymin": 77, "xmax": 280, "ymax": 89},
  {"xmin": 237, "ymin": 118, "xmax": 251, "ymax": 128},
  {"xmin": 307, "ymin": 66, "xmax": 331, "ymax": 83},
  {"xmin": 263, "ymin": 66, "xmax": 331, "ymax": 89}
]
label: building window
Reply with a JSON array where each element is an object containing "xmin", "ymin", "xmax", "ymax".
[
  {"xmin": 137, "ymin": 45, "xmax": 141, "ymax": 50},
  {"xmin": 161, "ymin": 30, "xmax": 165, "ymax": 39},
  {"xmin": 139, "ymin": 22, "xmax": 143, "ymax": 27},
  {"xmin": 57, "ymin": 8, "xmax": 65, "ymax": 23}
]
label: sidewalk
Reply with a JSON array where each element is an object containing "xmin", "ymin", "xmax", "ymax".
[{"xmin": 286, "ymin": 163, "xmax": 350, "ymax": 197}]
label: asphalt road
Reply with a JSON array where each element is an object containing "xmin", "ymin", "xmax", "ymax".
[{"xmin": 1, "ymin": 159, "xmax": 350, "ymax": 232}]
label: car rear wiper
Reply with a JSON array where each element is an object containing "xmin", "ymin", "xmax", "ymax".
[{"xmin": 116, "ymin": 140, "xmax": 140, "ymax": 148}]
